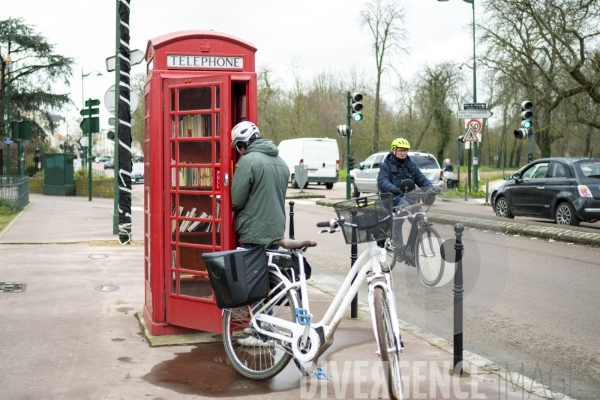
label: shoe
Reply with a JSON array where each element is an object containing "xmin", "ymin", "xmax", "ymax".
[
  {"xmin": 243, "ymin": 327, "xmax": 253, "ymax": 335},
  {"xmin": 237, "ymin": 336, "xmax": 273, "ymax": 347}
]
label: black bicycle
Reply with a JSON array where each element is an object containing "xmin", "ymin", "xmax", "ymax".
[{"xmin": 384, "ymin": 183, "xmax": 445, "ymax": 287}]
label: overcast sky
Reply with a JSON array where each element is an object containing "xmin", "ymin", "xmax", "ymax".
[{"xmin": 3, "ymin": 0, "xmax": 484, "ymax": 131}]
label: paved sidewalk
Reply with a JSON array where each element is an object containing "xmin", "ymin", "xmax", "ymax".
[{"xmin": 0, "ymin": 193, "xmax": 569, "ymax": 399}]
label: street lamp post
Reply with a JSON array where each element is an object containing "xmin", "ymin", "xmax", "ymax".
[
  {"xmin": 439, "ymin": 0, "xmax": 478, "ymax": 192},
  {"xmin": 81, "ymin": 69, "xmax": 102, "ymax": 167},
  {"xmin": 4, "ymin": 54, "xmax": 13, "ymax": 180}
]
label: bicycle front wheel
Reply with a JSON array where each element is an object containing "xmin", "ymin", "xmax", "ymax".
[
  {"xmin": 414, "ymin": 225, "xmax": 444, "ymax": 287},
  {"xmin": 222, "ymin": 272, "xmax": 298, "ymax": 380},
  {"xmin": 374, "ymin": 286, "xmax": 403, "ymax": 400}
]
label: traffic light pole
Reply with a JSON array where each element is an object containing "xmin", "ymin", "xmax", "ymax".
[
  {"xmin": 346, "ymin": 91, "xmax": 358, "ymax": 319},
  {"xmin": 87, "ymin": 100, "xmax": 93, "ymax": 201},
  {"xmin": 346, "ymin": 92, "xmax": 352, "ymax": 201},
  {"xmin": 5, "ymin": 60, "xmax": 11, "ymax": 180},
  {"xmin": 470, "ymin": 0, "xmax": 479, "ymax": 193},
  {"xmin": 112, "ymin": 0, "xmax": 121, "ymax": 235}
]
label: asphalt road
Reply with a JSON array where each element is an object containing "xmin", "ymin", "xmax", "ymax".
[{"xmin": 287, "ymin": 181, "xmax": 600, "ymax": 400}]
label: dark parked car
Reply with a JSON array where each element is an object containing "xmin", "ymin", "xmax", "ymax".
[
  {"xmin": 494, "ymin": 157, "xmax": 600, "ymax": 226},
  {"xmin": 104, "ymin": 160, "xmax": 114, "ymax": 170},
  {"xmin": 131, "ymin": 162, "xmax": 144, "ymax": 183}
]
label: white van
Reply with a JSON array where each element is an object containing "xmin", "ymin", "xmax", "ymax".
[{"xmin": 278, "ymin": 138, "xmax": 339, "ymax": 189}]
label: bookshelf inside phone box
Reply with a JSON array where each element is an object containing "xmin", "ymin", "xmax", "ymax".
[{"xmin": 142, "ymin": 30, "xmax": 258, "ymax": 336}]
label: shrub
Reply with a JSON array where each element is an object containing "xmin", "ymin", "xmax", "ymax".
[{"xmin": 25, "ymin": 164, "xmax": 37, "ymax": 177}]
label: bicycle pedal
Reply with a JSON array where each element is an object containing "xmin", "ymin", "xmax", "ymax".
[
  {"xmin": 296, "ymin": 308, "xmax": 311, "ymax": 325},
  {"xmin": 315, "ymin": 366, "xmax": 329, "ymax": 380}
]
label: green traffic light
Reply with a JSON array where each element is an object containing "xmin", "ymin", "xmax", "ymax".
[
  {"xmin": 522, "ymin": 120, "xmax": 532, "ymax": 129},
  {"xmin": 353, "ymin": 113, "xmax": 363, "ymax": 122}
]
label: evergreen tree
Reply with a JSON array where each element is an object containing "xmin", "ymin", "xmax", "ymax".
[{"xmin": 0, "ymin": 17, "xmax": 74, "ymax": 142}]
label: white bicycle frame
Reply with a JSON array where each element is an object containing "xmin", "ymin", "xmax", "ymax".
[{"xmin": 249, "ymin": 240, "xmax": 403, "ymax": 365}]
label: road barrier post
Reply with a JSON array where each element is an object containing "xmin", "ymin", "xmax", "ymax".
[{"xmin": 453, "ymin": 223, "xmax": 465, "ymax": 375}]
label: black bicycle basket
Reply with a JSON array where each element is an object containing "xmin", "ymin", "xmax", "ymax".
[
  {"xmin": 201, "ymin": 246, "xmax": 269, "ymax": 309},
  {"xmin": 333, "ymin": 193, "xmax": 393, "ymax": 245}
]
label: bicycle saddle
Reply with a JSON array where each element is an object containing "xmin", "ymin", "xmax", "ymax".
[{"xmin": 279, "ymin": 238, "xmax": 317, "ymax": 250}]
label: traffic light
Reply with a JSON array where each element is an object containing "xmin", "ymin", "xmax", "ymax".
[
  {"xmin": 107, "ymin": 130, "xmax": 115, "ymax": 140},
  {"xmin": 348, "ymin": 156, "xmax": 356, "ymax": 171},
  {"xmin": 514, "ymin": 100, "xmax": 533, "ymax": 139},
  {"xmin": 350, "ymin": 92, "xmax": 363, "ymax": 122},
  {"xmin": 337, "ymin": 125, "xmax": 351, "ymax": 137}
]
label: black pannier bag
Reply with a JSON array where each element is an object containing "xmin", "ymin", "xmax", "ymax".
[
  {"xmin": 201, "ymin": 246, "xmax": 269, "ymax": 309},
  {"xmin": 274, "ymin": 253, "xmax": 312, "ymax": 282}
]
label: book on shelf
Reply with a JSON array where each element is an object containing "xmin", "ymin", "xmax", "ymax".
[
  {"xmin": 180, "ymin": 207, "xmax": 196, "ymax": 232},
  {"xmin": 186, "ymin": 211, "xmax": 208, "ymax": 232}
]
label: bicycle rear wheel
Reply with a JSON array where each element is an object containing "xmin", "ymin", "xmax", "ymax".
[
  {"xmin": 414, "ymin": 225, "xmax": 444, "ymax": 287},
  {"xmin": 222, "ymin": 272, "xmax": 298, "ymax": 379},
  {"xmin": 374, "ymin": 286, "xmax": 403, "ymax": 400}
]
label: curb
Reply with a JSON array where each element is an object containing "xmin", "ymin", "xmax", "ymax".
[{"xmin": 0, "ymin": 201, "xmax": 31, "ymax": 241}]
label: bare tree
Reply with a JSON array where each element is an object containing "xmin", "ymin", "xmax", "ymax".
[{"xmin": 360, "ymin": 0, "xmax": 408, "ymax": 154}]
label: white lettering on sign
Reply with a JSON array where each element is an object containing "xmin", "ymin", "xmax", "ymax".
[{"xmin": 167, "ymin": 55, "xmax": 244, "ymax": 69}]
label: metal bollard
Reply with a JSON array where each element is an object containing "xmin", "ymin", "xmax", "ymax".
[
  {"xmin": 485, "ymin": 178, "xmax": 489, "ymax": 206},
  {"xmin": 288, "ymin": 200, "xmax": 295, "ymax": 240},
  {"xmin": 453, "ymin": 223, "xmax": 465, "ymax": 375}
]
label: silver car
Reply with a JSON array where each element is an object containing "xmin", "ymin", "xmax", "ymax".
[{"xmin": 350, "ymin": 150, "xmax": 444, "ymax": 201}]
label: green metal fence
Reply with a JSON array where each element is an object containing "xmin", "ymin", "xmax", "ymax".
[{"xmin": 0, "ymin": 176, "xmax": 30, "ymax": 211}]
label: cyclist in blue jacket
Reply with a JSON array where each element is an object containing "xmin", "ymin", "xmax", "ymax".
[{"xmin": 377, "ymin": 138, "xmax": 434, "ymax": 248}]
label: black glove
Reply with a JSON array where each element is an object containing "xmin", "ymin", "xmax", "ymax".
[{"xmin": 391, "ymin": 187, "xmax": 403, "ymax": 195}]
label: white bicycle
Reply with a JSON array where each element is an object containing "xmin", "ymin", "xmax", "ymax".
[{"xmin": 221, "ymin": 193, "xmax": 404, "ymax": 400}]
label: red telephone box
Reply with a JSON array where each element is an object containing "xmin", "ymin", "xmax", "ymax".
[{"xmin": 142, "ymin": 30, "xmax": 257, "ymax": 336}]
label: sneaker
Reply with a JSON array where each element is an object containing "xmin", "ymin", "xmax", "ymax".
[
  {"xmin": 243, "ymin": 327, "xmax": 253, "ymax": 335},
  {"xmin": 237, "ymin": 336, "xmax": 273, "ymax": 347}
]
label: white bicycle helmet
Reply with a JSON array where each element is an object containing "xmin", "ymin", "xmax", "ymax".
[
  {"xmin": 231, "ymin": 121, "xmax": 260, "ymax": 148},
  {"xmin": 443, "ymin": 158, "xmax": 451, "ymax": 166}
]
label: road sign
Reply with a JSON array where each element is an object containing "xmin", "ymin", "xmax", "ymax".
[
  {"xmin": 79, "ymin": 136, "xmax": 89, "ymax": 147},
  {"xmin": 106, "ymin": 49, "xmax": 145, "ymax": 72},
  {"xmin": 463, "ymin": 103, "xmax": 487, "ymax": 109},
  {"xmin": 85, "ymin": 99, "xmax": 101, "ymax": 107},
  {"xmin": 3, "ymin": 137, "xmax": 14, "ymax": 145},
  {"xmin": 108, "ymin": 117, "xmax": 135, "ymax": 127},
  {"xmin": 463, "ymin": 126, "xmax": 479, "ymax": 142},
  {"xmin": 80, "ymin": 108, "xmax": 100, "ymax": 117},
  {"xmin": 104, "ymin": 85, "xmax": 139, "ymax": 115},
  {"xmin": 465, "ymin": 119, "xmax": 483, "ymax": 133},
  {"xmin": 80, "ymin": 117, "xmax": 100, "ymax": 134},
  {"xmin": 457, "ymin": 109, "xmax": 493, "ymax": 119}
]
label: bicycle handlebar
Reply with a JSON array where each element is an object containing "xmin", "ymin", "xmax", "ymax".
[{"xmin": 316, "ymin": 219, "xmax": 335, "ymax": 228}]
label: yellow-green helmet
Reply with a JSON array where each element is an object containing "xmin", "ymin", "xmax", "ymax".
[{"xmin": 391, "ymin": 138, "xmax": 411, "ymax": 151}]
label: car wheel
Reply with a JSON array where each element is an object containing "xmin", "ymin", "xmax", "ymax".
[
  {"xmin": 351, "ymin": 180, "xmax": 360, "ymax": 198},
  {"xmin": 325, "ymin": 182, "xmax": 334, "ymax": 189},
  {"xmin": 291, "ymin": 175, "xmax": 299, "ymax": 189},
  {"xmin": 555, "ymin": 202, "xmax": 580, "ymax": 226},
  {"xmin": 495, "ymin": 197, "xmax": 514, "ymax": 219}
]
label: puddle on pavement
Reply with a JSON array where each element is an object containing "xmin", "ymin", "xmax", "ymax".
[{"xmin": 143, "ymin": 328, "xmax": 373, "ymax": 397}]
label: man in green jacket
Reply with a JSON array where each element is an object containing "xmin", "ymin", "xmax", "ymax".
[{"xmin": 230, "ymin": 121, "xmax": 290, "ymax": 250}]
